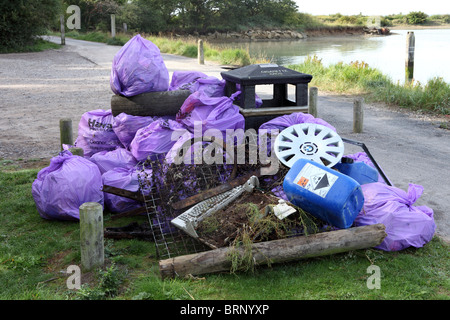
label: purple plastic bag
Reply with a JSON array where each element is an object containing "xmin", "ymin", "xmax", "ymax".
[
  {"xmin": 112, "ymin": 113, "xmax": 154, "ymax": 149},
  {"xmin": 102, "ymin": 167, "xmax": 151, "ymax": 214},
  {"xmin": 354, "ymin": 182, "xmax": 436, "ymax": 251},
  {"xmin": 31, "ymin": 151, "xmax": 104, "ymax": 221},
  {"xmin": 259, "ymin": 112, "xmax": 336, "ymax": 132},
  {"xmin": 130, "ymin": 118, "xmax": 187, "ymax": 162},
  {"xmin": 168, "ymin": 71, "xmax": 208, "ymax": 91},
  {"xmin": 191, "ymin": 76, "xmax": 226, "ymax": 97},
  {"xmin": 75, "ymin": 109, "xmax": 123, "ymax": 157},
  {"xmin": 110, "ymin": 34, "xmax": 169, "ymax": 97},
  {"xmin": 89, "ymin": 147, "xmax": 138, "ymax": 174},
  {"xmin": 176, "ymin": 90, "xmax": 245, "ymax": 136}
]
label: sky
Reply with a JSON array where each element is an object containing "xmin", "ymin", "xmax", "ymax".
[{"xmin": 294, "ymin": 0, "xmax": 450, "ymax": 16}]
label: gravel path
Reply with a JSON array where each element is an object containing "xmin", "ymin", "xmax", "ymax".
[{"xmin": 1, "ymin": 36, "xmax": 448, "ymax": 241}]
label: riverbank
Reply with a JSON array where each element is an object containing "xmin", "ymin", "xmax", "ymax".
[{"xmin": 389, "ymin": 23, "xmax": 450, "ymax": 30}]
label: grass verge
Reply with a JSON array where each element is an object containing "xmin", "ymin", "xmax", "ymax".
[
  {"xmin": 56, "ymin": 30, "xmax": 264, "ymax": 66},
  {"xmin": 0, "ymin": 38, "xmax": 61, "ymax": 54},
  {"xmin": 288, "ymin": 55, "xmax": 450, "ymax": 116},
  {"xmin": 0, "ymin": 164, "xmax": 448, "ymax": 300}
]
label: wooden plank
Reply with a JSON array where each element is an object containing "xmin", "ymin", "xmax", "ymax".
[
  {"xmin": 159, "ymin": 224, "xmax": 387, "ymax": 279},
  {"xmin": 110, "ymin": 90, "xmax": 191, "ymax": 117},
  {"xmin": 102, "ymin": 185, "xmax": 145, "ymax": 202}
]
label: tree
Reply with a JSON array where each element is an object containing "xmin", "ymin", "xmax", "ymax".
[{"xmin": 0, "ymin": 0, "xmax": 61, "ymax": 50}]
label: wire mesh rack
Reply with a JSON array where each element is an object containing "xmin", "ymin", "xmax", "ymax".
[{"xmin": 136, "ymin": 135, "xmax": 268, "ymax": 260}]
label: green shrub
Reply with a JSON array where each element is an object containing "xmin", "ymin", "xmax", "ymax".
[
  {"xmin": 0, "ymin": 0, "xmax": 61, "ymax": 51},
  {"xmin": 406, "ymin": 11, "xmax": 428, "ymax": 25}
]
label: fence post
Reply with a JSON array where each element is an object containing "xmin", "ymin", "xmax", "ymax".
[
  {"xmin": 111, "ymin": 14, "xmax": 116, "ymax": 38},
  {"xmin": 59, "ymin": 118, "xmax": 73, "ymax": 150},
  {"xmin": 353, "ymin": 98, "xmax": 364, "ymax": 133},
  {"xmin": 198, "ymin": 39, "xmax": 204, "ymax": 65},
  {"xmin": 405, "ymin": 31, "xmax": 415, "ymax": 83},
  {"xmin": 60, "ymin": 14, "xmax": 65, "ymax": 45},
  {"xmin": 79, "ymin": 202, "xmax": 104, "ymax": 272},
  {"xmin": 308, "ymin": 86, "xmax": 318, "ymax": 117}
]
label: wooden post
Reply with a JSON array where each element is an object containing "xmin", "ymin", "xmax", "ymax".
[
  {"xmin": 198, "ymin": 39, "xmax": 204, "ymax": 65},
  {"xmin": 79, "ymin": 202, "xmax": 104, "ymax": 271},
  {"xmin": 60, "ymin": 14, "xmax": 65, "ymax": 45},
  {"xmin": 59, "ymin": 118, "xmax": 73, "ymax": 150},
  {"xmin": 405, "ymin": 31, "xmax": 415, "ymax": 83},
  {"xmin": 159, "ymin": 224, "xmax": 387, "ymax": 279},
  {"xmin": 111, "ymin": 14, "xmax": 116, "ymax": 38},
  {"xmin": 353, "ymin": 98, "xmax": 364, "ymax": 133},
  {"xmin": 308, "ymin": 86, "xmax": 318, "ymax": 117}
]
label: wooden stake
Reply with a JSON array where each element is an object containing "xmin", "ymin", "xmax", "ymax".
[
  {"xmin": 405, "ymin": 31, "xmax": 415, "ymax": 83},
  {"xmin": 198, "ymin": 39, "xmax": 204, "ymax": 65},
  {"xmin": 80, "ymin": 202, "xmax": 104, "ymax": 271},
  {"xmin": 111, "ymin": 14, "xmax": 116, "ymax": 38},
  {"xmin": 59, "ymin": 118, "xmax": 73, "ymax": 150},
  {"xmin": 159, "ymin": 224, "xmax": 387, "ymax": 279},
  {"xmin": 60, "ymin": 14, "xmax": 65, "ymax": 45},
  {"xmin": 309, "ymin": 86, "xmax": 318, "ymax": 117},
  {"xmin": 353, "ymin": 98, "xmax": 364, "ymax": 133}
]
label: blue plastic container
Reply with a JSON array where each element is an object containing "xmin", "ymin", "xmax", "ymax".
[
  {"xmin": 333, "ymin": 158, "xmax": 379, "ymax": 185},
  {"xmin": 283, "ymin": 159, "xmax": 364, "ymax": 229}
]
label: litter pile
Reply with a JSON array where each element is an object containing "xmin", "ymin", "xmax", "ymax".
[{"xmin": 32, "ymin": 35, "xmax": 436, "ymax": 265}]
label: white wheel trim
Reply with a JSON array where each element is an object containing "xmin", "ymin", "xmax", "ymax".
[{"xmin": 274, "ymin": 123, "xmax": 344, "ymax": 168}]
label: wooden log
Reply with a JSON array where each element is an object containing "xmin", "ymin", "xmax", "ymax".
[
  {"xmin": 59, "ymin": 118, "xmax": 73, "ymax": 150},
  {"xmin": 110, "ymin": 90, "xmax": 191, "ymax": 117},
  {"xmin": 308, "ymin": 86, "xmax": 318, "ymax": 117},
  {"xmin": 353, "ymin": 98, "xmax": 364, "ymax": 133},
  {"xmin": 68, "ymin": 147, "xmax": 84, "ymax": 157},
  {"xmin": 79, "ymin": 202, "xmax": 104, "ymax": 271},
  {"xmin": 159, "ymin": 224, "xmax": 386, "ymax": 279}
]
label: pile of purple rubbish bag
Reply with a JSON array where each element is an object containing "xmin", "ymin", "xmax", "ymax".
[{"xmin": 31, "ymin": 35, "xmax": 435, "ymax": 252}]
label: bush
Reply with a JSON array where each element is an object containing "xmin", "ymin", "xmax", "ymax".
[
  {"xmin": 0, "ymin": 0, "xmax": 61, "ymax": 51},
  {"xmin": 406, "ymin": 11, "xmax": 428, "ymax": 25}
]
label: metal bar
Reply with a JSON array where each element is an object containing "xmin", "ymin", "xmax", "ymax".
[{"xmin": 341, "ymin": 138, "xmax": 392, "ymax": 186}]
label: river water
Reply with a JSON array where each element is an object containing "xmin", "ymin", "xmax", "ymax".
[{"xmin": 213, "ymin": 29, "xmax": 450, "ymax": 84}]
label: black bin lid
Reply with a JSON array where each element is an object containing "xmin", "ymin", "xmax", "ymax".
[{"xmin": 221, "ymin": 64, "xmax": 312, "ymax": 85}]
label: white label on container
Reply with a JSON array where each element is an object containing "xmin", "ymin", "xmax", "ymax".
[{"xmin": 293, "ymin": 162, "xmax": 338, "ymax": 198}]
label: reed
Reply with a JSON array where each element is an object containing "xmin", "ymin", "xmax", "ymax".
[{"xmin": 289, "ymin": 56, "xmax": 450, "ymax": 115}]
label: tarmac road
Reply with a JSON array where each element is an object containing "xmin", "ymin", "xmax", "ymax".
[{"xmin": 2, "ymin": 35, "xmax": 449, "ymax": 241}]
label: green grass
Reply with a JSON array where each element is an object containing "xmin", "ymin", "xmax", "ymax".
[
  {"xmin": 0, "ymin": 165, "xmax": 448, "ymax": 300},
  {"xmin": 0, "ymin": 38, "xmax": 61, "ymax": 54},
  {"xmin": 288, "ymin": 55, "xmax": 450, "ymax": 116}
]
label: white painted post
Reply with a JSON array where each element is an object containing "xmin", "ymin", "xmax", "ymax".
[{"xmin": 79, "ymin": 202, "xmax": 104, "ymax": 271}]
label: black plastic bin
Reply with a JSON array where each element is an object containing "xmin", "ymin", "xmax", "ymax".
[{"xmin": 221, "ymin": 64, "xmax": 313, "ymax": 129}]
